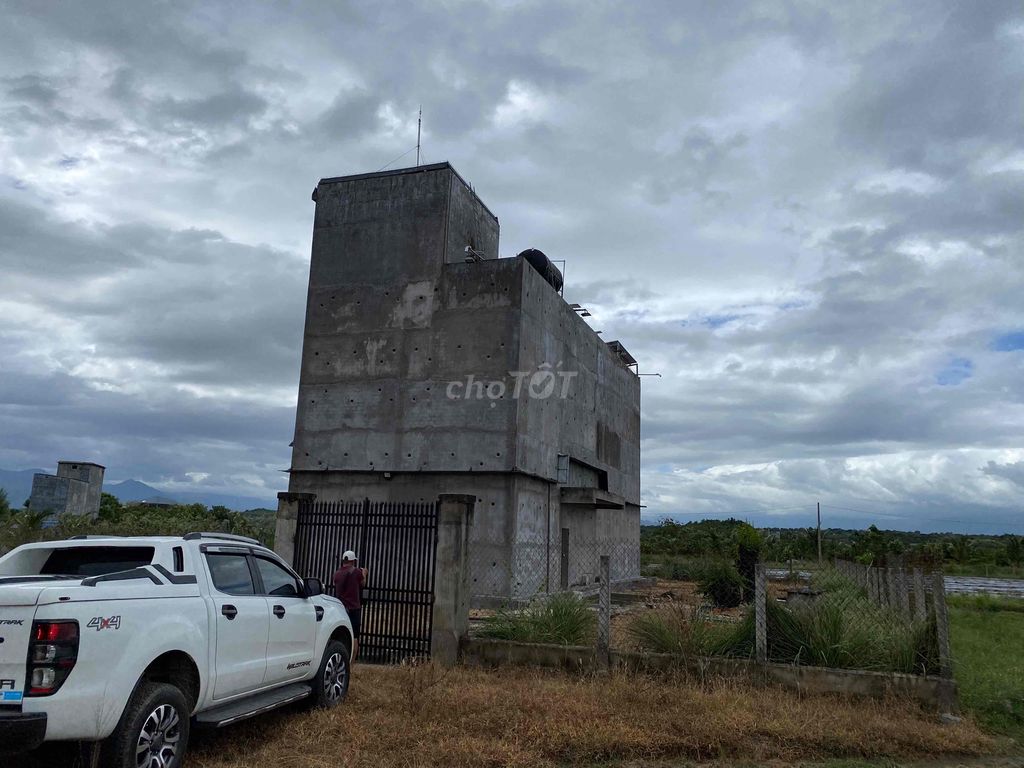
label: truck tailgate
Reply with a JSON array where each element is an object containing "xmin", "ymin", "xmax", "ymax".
[{"xmin": 0, "ymin": 585, "xmax": 44, "ymax": 703}]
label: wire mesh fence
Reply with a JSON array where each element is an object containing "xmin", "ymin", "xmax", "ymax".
[
  {"xmin": 749, "ymin": 562, "xmax": 948, "ymax": 676},
  {"xmin": 598, "ymin": 559, "xmax": 953, "ymax": 679},
  {"xmin": 468, "ymin": 534, "xmax": 640, "ymax": 607}
]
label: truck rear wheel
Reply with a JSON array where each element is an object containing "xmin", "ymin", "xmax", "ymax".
[{"xmin": 102, "ymin": 681, "xmax": 190, "ymax": 768}]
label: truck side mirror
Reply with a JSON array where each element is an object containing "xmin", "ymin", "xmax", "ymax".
[{"xmin": 304, "ymin": 577, "xmax": 323, "ymax": 597}]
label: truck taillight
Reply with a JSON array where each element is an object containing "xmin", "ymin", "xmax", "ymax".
[{"xmin": 26, "ymin": 620, "xmax": 79, "ymax": 697}]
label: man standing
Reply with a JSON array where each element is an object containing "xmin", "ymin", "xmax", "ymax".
[{"xmin": 332, "ymin": 550, "xmax": 367, "ymax": 660}]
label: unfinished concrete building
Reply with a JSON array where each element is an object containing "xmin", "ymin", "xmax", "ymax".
[
  {"xmin": 29, "ymin": 461, "xmax": 105, "ymax": 517},
  {"xmin": 280, "ymin": 162, "xmax": 640, "ymax": 603}
]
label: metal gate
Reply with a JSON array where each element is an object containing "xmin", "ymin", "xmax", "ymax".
[{"xmin": 293, "ymin": 498, "xmax": 439, "ymax": 664}]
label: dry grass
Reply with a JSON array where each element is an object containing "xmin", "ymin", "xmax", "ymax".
[
  {"xmin": 8, "ymin": 662, "xmax": 999, "ymax": 768},
  {"xmin": 182, "ymin": 664, "xmax": 994, "ymax": 768}
]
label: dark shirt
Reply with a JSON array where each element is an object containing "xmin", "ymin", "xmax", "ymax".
[{"xmin": 332, "ymin": 564, "xmax": 364, "ymax": 610}]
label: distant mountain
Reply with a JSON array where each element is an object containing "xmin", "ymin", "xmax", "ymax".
[
  {"xmin": 104, "ymin": 479, "xmax": 179, "ymax": 505},
  {"xmin": 0, "ymin": 469, "xmax": 276, "ymax": 512},
  {"xmin": 105, "ymin": 479, "xmax": 276, "ymax": 511},
  {"xmin": 0, "ymin": 468, "xmax": 46, "ymax": 508}
]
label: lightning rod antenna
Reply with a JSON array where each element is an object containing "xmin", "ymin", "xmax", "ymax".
[{"xmin": 416, "ymin": 106, "xmax": 422, "ymax": 166}]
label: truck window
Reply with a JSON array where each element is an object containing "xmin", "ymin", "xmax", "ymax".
[
  {"xmin": 254, "ymin": 556, "xmax": 302, "ymax": 597},
  {"xmin": 206, "ymin": 553, "xmax": 256, "ymax": 595},
  {"xmin": 40, "ymin": 547, "xmax": 155, "ymax": 577}
]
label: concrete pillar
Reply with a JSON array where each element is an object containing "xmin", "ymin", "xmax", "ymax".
[
  {"xmin": 431, "ymin": 493, "xmax": 475, "ymax": 667},
  {"xmin": 274, "ymin": 492, "xmax": 316, "ymax": 566}
]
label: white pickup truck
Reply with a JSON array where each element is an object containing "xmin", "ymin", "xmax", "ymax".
[{"xmin": 0, "ymin": 533, "xmax": 353, "ymax": 767}]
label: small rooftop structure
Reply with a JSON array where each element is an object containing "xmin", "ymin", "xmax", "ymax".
[{"xmin": 29, "ymin": 460, "xmax": 105, "ymax": 517}]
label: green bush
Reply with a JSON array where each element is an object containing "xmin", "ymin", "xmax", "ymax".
[
  {"xmin": 0, "ymin": 499, "xmax": 274, "ymax": 554},
  {"xmin": 628, "ymin": 603, "xmax": 754, "ymax": 657},
  {"xmin": 766, "ymin": 579, "xmax": 939, "ymax": 675},
  {"xmin": 479, "ymin": 593, "xmax": 595, "ymax": 645},
  {"xmin": 698, "ymin": 562, "xmax": 744, "ymax": 608},
  {"xmin": 734, "ymin": 523, "xmax": 763, "ymax": 601}
]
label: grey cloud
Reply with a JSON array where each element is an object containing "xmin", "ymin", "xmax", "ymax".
[
  {"xmin": 5, "ymin": 74, "xmax": 60, "ymax": 106},
  {"xmin": 314, "ymin": 90, "xmax": 381, "ymax": 139},
  {"xmin": 2, "ymin": 1, "xmax": 1023, "ymax": 526},
  {"xmin": 154, "ymin": 88, "xmax": 268, "ymax": 126},
  {"xmin": 983, "ymin": 461, "xmax": 1024, "ymax": 489}
]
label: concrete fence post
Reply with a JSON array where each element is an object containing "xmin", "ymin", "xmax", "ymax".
[
  {"xmin": 598, "ymin": 555, "xmax": 611, "ymax": 669},
  {"xmin": 754, "ymin": 563, "xmax": 767, "ymax": 664},
  {"xmin": 913, "ymin": 568, "xmax": 927, "ymax": 621},
  {"xmin": 932, "ymin": 571, "xmax": 953, "ymax": 679},
  {"xmin": 274, "ymin": 492, "xmax": 316, "ymax": 566},
  {"xmin": 885, "ymin": 567, "xmax": 898, "ymax": 610},
  {"xmin": 898, "ymin": 568, "xmax": 911, "ymax": 617},
  {"xmin": 431, "ymin": 494, "xmax": 476, "ymax": 667}
]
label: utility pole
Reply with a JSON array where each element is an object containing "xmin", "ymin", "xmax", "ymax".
[
  {"xmin": 416, "ymin": 106, "xmax": 422, "ymax": 166},
  {"xmin": 817, "ymin": 501, "xmax": 823, "ymax": 564}
]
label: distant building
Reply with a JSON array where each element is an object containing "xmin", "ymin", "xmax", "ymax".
[
  {"xmin": 278, "ymin": 163, "xmax": 641, "ymax": 604},
  {"xmin": 29, "ymin": 461, "xmax": 104, "ymax": 517},
  {"xmin": 136, "ymin": 499, "xmax": 175, "ymax": 509}
]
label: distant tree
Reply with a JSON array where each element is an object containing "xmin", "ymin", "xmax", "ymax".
[
  {"xmin": 1006, "ymin": 536, "xmax": 1023, "ymax": 567},
  {"xmin": 98, "ymin": 492, "xmax": 123, "ymax": 521},
  {"xmin": 734, "ymin": 523, "xmax": 763, "ymax": 601},
  {"xmin": 950, "ymin": 536, "xmax": 973, "ymax": 564},
  {"xmin": 0, "ymin": 509, "xmax": 50, "ymax": 552},
  {"xmin": 0, "ymin": 488, "xmax": 10, "ymax": 517}
]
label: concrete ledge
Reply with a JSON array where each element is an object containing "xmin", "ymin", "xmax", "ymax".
[
  {"xmin": 464, "ymin": 637, "xmax": 596, "ymax": 672},
  {"xmin": 463, "ymin": 638, "xmax": 958, "ymax": 712},
  {"xmin": 276, "ymin": 492, "xmax": 316, "ymax": 503}
]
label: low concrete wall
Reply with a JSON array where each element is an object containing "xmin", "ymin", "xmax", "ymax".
[
  {"xmin": 465, "ymin": 637, "xmax": 596, "ymax": 672},
  {"xmin": 463, "ymin": 638, "xmax": 958, "ymax": 712}
]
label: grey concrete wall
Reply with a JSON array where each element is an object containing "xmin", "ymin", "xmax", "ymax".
[
  {"xmin": 444, "ymin": 171, "xmax": 499, "ymax": 264},
  {"xmin": 513, "ymin": 263, "xmax": 641, "ymax": 505},
  {"xmin": 30, "ymin": 474, "xmax": 70, "ymax": 514},
  {"xmin": 29, "ymin": 473, "xmax": 94, "ymax": 516},
  {"xmin": 291, "ymin": 164, "xmax": 512, "ymax": 477},
  {"xmin": 56, "ymin": 462, "xmax": 104, "ymax": 515}
]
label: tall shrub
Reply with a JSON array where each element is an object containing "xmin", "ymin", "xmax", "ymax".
[
  {"xmin": 734, "ymin": 523, "xmax": 763, "ymax": 601},
  {"xmin": 698, "ymin": 561, "xmax": 744, "ymax": 608}
]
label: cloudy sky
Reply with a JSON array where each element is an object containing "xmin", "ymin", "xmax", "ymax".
[{"xmin": 1, "ymin": 2, "xmax": 1022, "ymax": 532}]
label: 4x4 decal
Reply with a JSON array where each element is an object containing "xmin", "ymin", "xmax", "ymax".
[{"xmin": 87, "ymin": 615, "xmax": 122, "ymax": 631}]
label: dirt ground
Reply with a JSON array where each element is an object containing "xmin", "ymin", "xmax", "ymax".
[{"xmin": 608, "ymin": 578, "xmax": 800, "ymax": 650}]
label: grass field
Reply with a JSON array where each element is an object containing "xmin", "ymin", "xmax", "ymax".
[
  {"xmin": 949, "ymin": 595, "xmax": 1024, "ymax": 743},
  {"xmin": 186, "ymin": 665, "xmax": 996, "ymax": 767},
  {"xmin": 10, "ymin": 659, "xmax": 1009, "ymax": 768}
]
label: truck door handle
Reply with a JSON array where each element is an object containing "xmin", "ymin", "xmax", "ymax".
[
  {"xmin": 273, "ymin": 605, "xmax": 286, "ymax": 618},
  {"xmin": 221, "ymin": 604, "xmax": 237, "ymax": 620}
]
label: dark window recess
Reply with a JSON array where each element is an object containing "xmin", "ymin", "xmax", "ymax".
[
  {"xmin": 40, "ymin": 547, "xmax": 155, "ymax": 577},
  {"xmin": 206, "ymin": 553, "xmax": 255, "ymax": 596},
  {"xmin": 172, "ymin": 547, "xmax": 184, "ymax": 573},
  {"xmin": 254, "ymin": 557, "xmax": 301, "ymax": 597}
]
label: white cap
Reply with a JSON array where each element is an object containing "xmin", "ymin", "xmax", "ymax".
[{"xmin": 342, "ymin": 550, "xmax": 356, "ymax": 562}]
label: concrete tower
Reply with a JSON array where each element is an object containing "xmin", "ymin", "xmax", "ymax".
[{"xmin": 283, "ymin": 163, "xmax": 640, "ymax": 603}]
